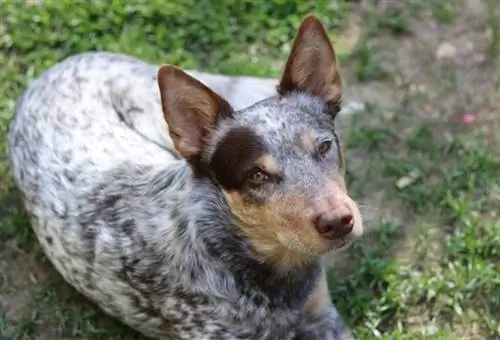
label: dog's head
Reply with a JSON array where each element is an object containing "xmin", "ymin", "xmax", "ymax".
[{"xmin": 158, "ymin": 15, "xmax": 363, "ymax": 269}]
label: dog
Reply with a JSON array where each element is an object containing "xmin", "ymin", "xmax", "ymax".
[{"xmin": 8, "ymin": 15, "xmax": 363, "ymax": 339}]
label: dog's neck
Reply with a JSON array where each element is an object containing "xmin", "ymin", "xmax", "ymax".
[{"xmin": 177, "ymin": 173, "xmax": 322, "ymax": 308}]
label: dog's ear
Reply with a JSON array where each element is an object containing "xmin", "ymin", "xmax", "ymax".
[
  {"xmin": 277, "ymin": 15, "xmax": 342, "ymax": 113},
  {"xmin": 158, "ymin": 65, "xmax": 233, "ymax": 165}
]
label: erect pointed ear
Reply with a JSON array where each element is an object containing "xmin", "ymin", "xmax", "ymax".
[
  {"xmin": 157, "ymin": 65, "xmax": 234, "ymax": 166},
  {"xmin": 277, "ymin": 15, "xmax": 342, "ymax": 113}
]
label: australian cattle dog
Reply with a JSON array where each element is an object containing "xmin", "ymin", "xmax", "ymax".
[{"xmin": 8, "ymin": 15, "xmax": 364, "ymax": 339}]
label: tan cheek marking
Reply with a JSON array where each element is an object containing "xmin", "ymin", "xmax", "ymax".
[
  {"xmin": 305, "ymin": 267, "xmax": 331, "ymax": 317},
  {"xmin": 224, "ymin": 191, "xmax": 261, "ymax": 226},
  {"xmin": 301, "ymin": 132, "xmax": 316, "ymax": 153},
  {"xmin": 255, "ymin": 154, "xmax": 279, "ymax": 174},
  {"xmin": 224, "ymin": 191, "xmax": 321, "ymax": 270},
  {"xmin": 223, "ymin": 191, "xmax": 283, "ymax": 241}
]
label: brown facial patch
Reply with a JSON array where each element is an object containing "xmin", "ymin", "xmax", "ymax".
[
  {"xmin": 224, "ymin": 191, "xmax": 334, "ymax": 271},
  {"xmin": 277, "ymin": 15, "xmax": 342, "ymax": 113},
  {"xmin": 210, "ymin": 127, "xmax": 268, "ymax": 191}
]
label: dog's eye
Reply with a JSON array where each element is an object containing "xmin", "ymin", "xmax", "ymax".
[
  {"xmin": 318, "ymin": 140, "xmax": 332, "ymax": 156},
  {"xmin": 248, "ymin": 169, "xmax": 269, "ymax": 185}
]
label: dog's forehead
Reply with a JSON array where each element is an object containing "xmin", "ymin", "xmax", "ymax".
[
  {"xmin": 209, "ymin": 93, "xmax": 341, "ymax": 190},
  {"xmin": 216, "ymin": 92, "xmax": 340, "ymax": 176},
  {"xmin": 237, "ymin": 93, "xmax": 332, "ymax": 138}
]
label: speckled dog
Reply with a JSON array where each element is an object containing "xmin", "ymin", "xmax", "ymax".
[{"xmin": 8, "ymin": 16, "xmax": 363, "ymax": 339}]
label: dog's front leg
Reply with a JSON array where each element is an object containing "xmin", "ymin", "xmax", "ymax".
[{"xmin": 295, "ymin": 268, "xmax": 355, "ymax": 340}]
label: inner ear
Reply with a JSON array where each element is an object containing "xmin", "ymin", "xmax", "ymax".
[
  {"xmin": 277, "ymin": 15, "xmax": 342, "ymax": 112},
  {"xmin": 157, "ymin": 65, "xmax": 234, "ymax": 166}
]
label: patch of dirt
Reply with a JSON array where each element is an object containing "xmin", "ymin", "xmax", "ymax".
[
  {"xmin": 328, "ymin": 0, "xmax": 499, "ymax": 271},
  {"xmin": 0, "ymin": 238, "xmax": 51, "ymax": 337},
  {"xmin": 340, "ymin": 0, "xmax": 499, "ymax": 144}
]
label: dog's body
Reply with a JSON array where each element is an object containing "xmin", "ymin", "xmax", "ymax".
[{"xmin": 8, "ymin": 17, "xmax": 363, "ymax": 339}]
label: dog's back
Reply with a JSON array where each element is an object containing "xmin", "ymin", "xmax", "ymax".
[{"xmin": 9, "ymin": 51, "xmax": 278, "ymax": 172}]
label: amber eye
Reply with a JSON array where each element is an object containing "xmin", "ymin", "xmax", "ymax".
[
  {"xmin": 318, "ymin": 140, "xmax": 332, "ymax": 156},
  {"xmin": 248, "ymin": 169, "xmax": 269, "ymax": 185}
]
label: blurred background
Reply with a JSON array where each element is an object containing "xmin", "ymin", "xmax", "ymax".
[{"xmin": 0, "ymin": 0, "xmax": 498, "ymax": 339}]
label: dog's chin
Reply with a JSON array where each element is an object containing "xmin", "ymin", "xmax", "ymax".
[
  {"xmin": 282, "ymin": 239, "xmax": 350, "ymax": 258},
  {"xmin": 275, "ymin": 221, "xmax": 364, "ymax": 261},
  {"xmin": 318, "ymin": 238, "xmax": 350, "ymax": 254},
  {"xmin": 331, "ymin": 238, "xmax": 355, "ymax": 252}
]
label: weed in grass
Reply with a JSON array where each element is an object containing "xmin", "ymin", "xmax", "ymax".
[
  {"xmin": 351, "ymin": 41, "xmax": 388, "ymax": 82},
  {"xmin": 37, "ymin": 284, "xmax": 146, "ymax": 339},
  {"xmin": 489, "ymin": 0, "xmax": 500, "ymax": 72},
  {"xmin": 13, "ymin": 309, "xmax": 40, "ymax": 340},
  {"xmin": 409, "ymin": 0, "xmax": 458, "ymax": 24},
  {"xmin": 0, "ymin": 310, "xmax": 6, "ymax": 338},
  {"xmin": 348, "ymin": 117, "xmax": 398, "ymax": 152},
  {"xmin": 378, "ymin": 10, "xmax": 410, "ymax": 35}
]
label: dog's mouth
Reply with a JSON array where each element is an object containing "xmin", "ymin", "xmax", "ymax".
[
  {"xmin": 335, "ymin": 237, "xmax": 354, "ymax": 250},
  {"xmin": 321, "ymin": 236, "xmax": 352, "ymax": 253}
]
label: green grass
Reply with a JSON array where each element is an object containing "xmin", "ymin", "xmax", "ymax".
[
  {"xmin": 334, "ymin": 110, "xmax": 500, "ymax": 339},
  {"xmin": 1, "ymin": 1, "xmax": 499, "ymax": 339},
  {"xmin": 15, "ymin": 284, "xmax": 143, "ymax": 339},
  {"xmin": 489, "ymin": 0, "xmax": 500, "ymax": 72}
]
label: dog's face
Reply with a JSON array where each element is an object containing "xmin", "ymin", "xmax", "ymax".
[{"xmin": 158, "ymin": 15, "xmax": 363, "ymax": 269}]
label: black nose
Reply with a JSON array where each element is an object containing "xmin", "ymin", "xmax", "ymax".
[{"xmin": 314, "ymin": 209, "xmax": 354, "ymax": 240}]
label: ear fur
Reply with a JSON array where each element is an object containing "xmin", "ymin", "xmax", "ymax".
[
  {"xmin": 277, "ymin": 15, "xmax": 342, "ymax": 113},
  {"xmin": 157, "ymin": 65, "xmax": 233, "ymax": 165}
]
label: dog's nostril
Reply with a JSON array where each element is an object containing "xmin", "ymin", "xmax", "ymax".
[
  {"xmin": 314, "ymin": 210, "xmax": 354, "ymax": 240},
  {"xmin": 341, "ymin": 214, "xmax": 353, "ymax": 228},
  {"xmin": 314, "ymin": 217, "xmax": 333, "ymax": 234}
]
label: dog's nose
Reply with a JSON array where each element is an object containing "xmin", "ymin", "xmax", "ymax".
[{"xmin": 313, "ymin": 206, "xmax": 354, "ymax": 240}]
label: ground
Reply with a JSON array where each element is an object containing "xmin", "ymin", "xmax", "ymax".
[{"xmin": 0, "ymin": 0, "xmax": 499, "ymax": 339}]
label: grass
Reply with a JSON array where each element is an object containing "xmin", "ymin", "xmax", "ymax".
[
  {"xmin": 333, "ymin": 110, "xmax": 500, "ymax": 339},
  {"xmin": 1, "ymin": 0, "xmax": 499, "ymax": 339},
  {"xmin": 489, "ymin": 0, "xmax": 500, "ymax": 72}
]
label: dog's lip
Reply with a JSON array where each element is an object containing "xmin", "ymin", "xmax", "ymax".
[
  {"xmin": 332, "ymin": 237, "xmax": 349, "ymax": 248},
  {"xmin": 327, "ymin": 233, "xmax": 357, "ymax": 251},
  {"xmin": 338, "ymin": 238, "xmax": 352, "ymax": 248},
  {"xmin": 320, "ymin": 237, "xmax": 345, "ymax": 252}
]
